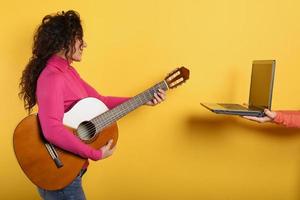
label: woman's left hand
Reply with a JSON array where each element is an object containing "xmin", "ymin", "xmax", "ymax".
[{"xmin": 146, "ymin": 89, "xmax": 166, "ymax": 106}]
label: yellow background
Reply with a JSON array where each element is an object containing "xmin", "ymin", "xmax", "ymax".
[{"xmin": 1, "ymin": 0, "xmax": 300, "ymax": 199}]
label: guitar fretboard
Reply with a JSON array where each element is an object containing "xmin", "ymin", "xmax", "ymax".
[{"xmin": 90, "ymin": 80, "xmax": 168, "ymax": 133}]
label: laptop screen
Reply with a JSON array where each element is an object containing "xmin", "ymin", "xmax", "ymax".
[{"xmin": 248, "ymin": 60, "xmax": 275, "ymax": 110}]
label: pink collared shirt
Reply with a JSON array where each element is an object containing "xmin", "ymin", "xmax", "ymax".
[{"xmin": 36, "ymin": 55, "xmax": 129, "ymax": 161}]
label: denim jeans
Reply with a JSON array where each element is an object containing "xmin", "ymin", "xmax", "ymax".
[{"xmin": 37, "ymin": 169, "xmax": 86, "ymax": 200}]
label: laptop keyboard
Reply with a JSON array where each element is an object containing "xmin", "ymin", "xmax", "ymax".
[{"xmin": 218, "ymin": 103, "xmax": 248, "ymax": 110}]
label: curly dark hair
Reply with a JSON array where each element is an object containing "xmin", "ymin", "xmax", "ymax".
[{"xmin": 19, "ymin": 10, "xmax": 83, "ymax": 113}]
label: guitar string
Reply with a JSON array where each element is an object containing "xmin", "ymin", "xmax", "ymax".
[
  {"xmin": 79, "ymin": 78, "xmax": 173, "ymax": 139},
  {"xmin": 78, "ymin": 100, "xmax": 141, "ymax": 139},
  {"xmin": 85, "ymin": 80, "xmax": 169, "ymax": 136},
  {"xmin": 77, "ymin": 82, "xmax": 169, "ymax": 139},
  {"xmin": 74, "ymin": 72, "xmax": 184, "ymax": 139},
  {"xmin": 78, "ymin": 87, "xmax": 158, "ymax": 139},
  {"xmin": 78, "ymin": 95, "xmax": 148, "ymax": 139},
  {"xmin": 81, "ymin": 101, "xmax": 142, "ymax": 139},
  {"xmin": 77, "ymin": 81, "xmax": 165, "ymax": 137},
  {"xmin": 80, "ymin": 77, "xmax": 184, "ymax": 139},
  {"xmin": 77, "ymin": 82, "xmax": 168, "ymax": 140}
]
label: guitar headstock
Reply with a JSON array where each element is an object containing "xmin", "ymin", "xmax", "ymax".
[{"xmin": 165, "ymin": 67, "xmax": 190, "ymax": 89}]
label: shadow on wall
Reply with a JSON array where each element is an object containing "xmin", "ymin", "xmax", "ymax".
[
  {"xmin": 185, "ymin": 114, "xmax": 300, "ymax": 200},
  {"xmin": 185, "ymin": 114, "xmax": 300, "ymax": 139}
]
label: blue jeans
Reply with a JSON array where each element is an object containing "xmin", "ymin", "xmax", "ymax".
[{"xmin": 37, "ymin": 169, "xmax": 86, "ymax": 200}]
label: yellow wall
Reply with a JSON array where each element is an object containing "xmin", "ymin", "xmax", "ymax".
[{"xmin": 2, "ymin": 0, "xmax": 300, "ymax": 199}]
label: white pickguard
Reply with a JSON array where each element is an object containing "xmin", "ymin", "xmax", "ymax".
[{"xmin": 63, "ymin": 97, "xmax": 108, "ymax": 129}]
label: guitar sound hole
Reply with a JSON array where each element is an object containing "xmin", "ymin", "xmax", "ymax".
[{"xmin": 77, "ymin": 121, "xmax": 96, "ymax": 141}]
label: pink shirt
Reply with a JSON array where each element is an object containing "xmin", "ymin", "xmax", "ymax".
[
  {"xmin": 274, "ymin": 111, "xmax": 300, "ymax": 128},
  {"xmin": 36, "ymin": 55, "xmax": 129, "ymax": 161}
]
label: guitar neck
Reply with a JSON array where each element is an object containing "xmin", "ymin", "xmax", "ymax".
[{"xmin": 91, "ymin": 80, "xmax": 168, "ymax": 131}]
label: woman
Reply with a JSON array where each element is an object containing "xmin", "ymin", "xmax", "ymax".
[
  {"xmin": 244, "ymin": 109, "xmax": 300, "ymax": 128},
  {"xmin": 19, "ymin": 10, "xmax": 166, "ymax": 200}
]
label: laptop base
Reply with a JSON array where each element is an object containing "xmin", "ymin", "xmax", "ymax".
[{"xmin": 200, "ymin": 103, "xmax": 265, "ymax": 117}]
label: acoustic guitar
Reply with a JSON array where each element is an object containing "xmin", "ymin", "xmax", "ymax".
[{"xmin": 13, "ymin": 67, "xmax": 189, "ymax": 190}]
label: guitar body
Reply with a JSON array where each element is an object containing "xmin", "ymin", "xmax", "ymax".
[{"xmin": 13, "ymin": 97, "xmax": 118, "ymax": 190}]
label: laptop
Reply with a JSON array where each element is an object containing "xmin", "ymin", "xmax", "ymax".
[{"xmin": 201, "ymin": 60, "xmax": 276, "ymax": 117}]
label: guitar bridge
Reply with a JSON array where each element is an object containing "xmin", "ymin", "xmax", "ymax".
[{"xmin": 44, "ymin": 142, "xmax": 63, "ymax": 168}]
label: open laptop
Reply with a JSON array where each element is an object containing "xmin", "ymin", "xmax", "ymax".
[{"xmin": 201, "ymin": 60, "xmax": 276, "ymax": 117}]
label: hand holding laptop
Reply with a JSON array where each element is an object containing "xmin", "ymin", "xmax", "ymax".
[
  {"xmin": 242, "ymin": 109, "xmax": 277, "ymax": 123},
  {"xmin": 200, "ymin": 60, "xmax": 300, "ymax": 128}
]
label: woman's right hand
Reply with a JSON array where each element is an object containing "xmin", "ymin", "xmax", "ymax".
[
  {"xmin": 100, "ymin": 139, "xmax": 116, "ymax": 159},
  {"xmin": 243, "ymin": 109, "xmax": 277, "ymax": 123}
]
